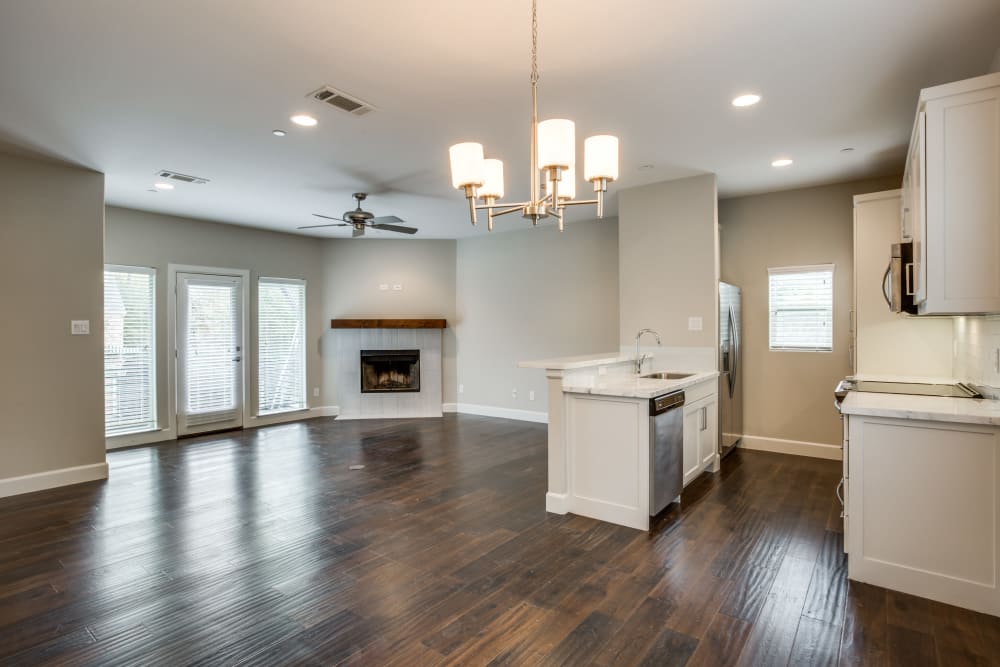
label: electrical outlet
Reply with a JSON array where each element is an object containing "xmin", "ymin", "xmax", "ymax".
[
  {"xmin": 392, "ymin": 284, "xmax": 403, "ymax": 291},
  {"xmin": 458, "ymin": 384, "xmax": 464, "ymax": 394},
  {"xmin": 511, "ymin": 388, "xmax": 518, "ymax": 399},
  {"xmin": 529, "ymin": 390, "xmax": 535, "ymax": 401},
  {"xmin": 313, "ymin": 387, "xmax": 320, "ymax": 397},
  {"xmin": 379, "ymin": 284, "xmax": 389, "ymax": 291},
  {"xmin": 688, "ymin": 317, "xmax": 703, "ymax": 331},
  {"xmin": 71, "ymin": 320, "xmax": 90, "ymax": 335}
]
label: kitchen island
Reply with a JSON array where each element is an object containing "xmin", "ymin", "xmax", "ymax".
[{"xmin": 520, "ymin": 353, "xmax": 719, "ymax": 530}]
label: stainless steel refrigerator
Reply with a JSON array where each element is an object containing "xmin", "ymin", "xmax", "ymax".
[{"xmin": 719, "ymin": 282, "xmax": 743, "ymax": 458}]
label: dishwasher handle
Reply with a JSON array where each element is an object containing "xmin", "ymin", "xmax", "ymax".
[{"xmin": 650, "ymin": 391, "xmax": 685, "ymax": 415}]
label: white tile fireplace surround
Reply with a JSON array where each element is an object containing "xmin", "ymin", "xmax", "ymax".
[{"xmin": 332, "ymin": 321, "xmax": 444, "ymax": 419}]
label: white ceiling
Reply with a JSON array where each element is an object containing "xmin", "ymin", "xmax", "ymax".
[{"xmin": 1, "ymin": 0, "xmax": 998, "ymax": 239}]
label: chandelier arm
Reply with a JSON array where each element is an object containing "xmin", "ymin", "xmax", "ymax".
[
  {"xmin": 489, "ymin": 204, "xmax": 532, "ymax": 218},
  {"xmin": 559, "ymin": 198, "xmax": 601, "ymax": 207}
]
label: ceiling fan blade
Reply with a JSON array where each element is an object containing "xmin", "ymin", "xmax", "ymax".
[
  {"xmin": 371, "ymin": 215, "xmax": 404, "ymax": 224},
  {"xmin": 352, "ymin": 226, "xmax": 365, "ymax": 238},
  {"xmin": 371, "ymin": 223, "xmax": 418, "ymax": 235},
  {"xmin": 297, "ymin": 222, "xmax": 349, "ymax": 229},
  {"xmin": 312, "ymin": 213, "xmax": 349, "ymax": 221}
]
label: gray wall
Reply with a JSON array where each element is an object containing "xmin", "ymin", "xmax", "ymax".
[
  {"xmin": 0, "ymin": 152, "xmax": 106, "ymax": 478},
  {"xmin": 105, "ymin": 207, "xmax": 327, "ymax": 418},
  {"xmin": 719, "ymin": 175, "xmax": 901, "ymax": 447},
  {"xmin": 455, "ymin": 219, "xmax": 620, "ymax": 413},
  {"xmin": 618, "ymin": 174, "xmax": 719, "ymax": 351},
  {"xmin": 321, "ymin": 239, "xmax": 458, "ymax": 403}
]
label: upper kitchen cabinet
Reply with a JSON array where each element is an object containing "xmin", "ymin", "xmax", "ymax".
[{"xmin": 902, "ymin": 72, "xmax": 1000, "ymax": 315}]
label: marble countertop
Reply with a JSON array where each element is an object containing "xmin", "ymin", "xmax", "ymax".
[
  {"xmin": 518, "ymin": 352, "xmax": 638, "ymax": 370},
  {"xmin": 842, "ymin": 392, "xmax": 1000, "ymax": 426},
  {"xmin": 562, "ymin": 371, "xmax": 719, "ymax": 399}
]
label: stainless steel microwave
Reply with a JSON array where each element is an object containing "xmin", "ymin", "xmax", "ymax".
[{"xmin": 882, "ymin": 242, "xmax": 918, "ymax": 314}]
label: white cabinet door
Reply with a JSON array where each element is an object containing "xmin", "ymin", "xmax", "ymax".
[
  {"xmin": 909, "ymin": 112, "xmax": 927, "ymax": 302},
  {"xmin": 698, "ymin": 398, "xmax": 718, "ymax": 467},
  {"xmin": 920, "ymin": 80, "xmax": 1000, "ymax": 314},
  {"xmin": 682, "ymin": 402, "xmax": 701, "ymax": 486}
]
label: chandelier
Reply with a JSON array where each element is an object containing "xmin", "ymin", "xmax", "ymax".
[{"xmin": 447, "ymin": 0, "xmax": 619, "ymax": 232}]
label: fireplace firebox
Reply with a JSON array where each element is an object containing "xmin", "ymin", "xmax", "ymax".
[{"xmin": 360, "ymin": 349, "xmax": 420, "ymax": 393}]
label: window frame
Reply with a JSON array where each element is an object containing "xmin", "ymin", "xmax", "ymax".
[
  {"xmin": 103, "ymin": 264, "xmax": 158, "ymax": 437},
  {"xmin": 256, "ymin": 276, "xmax": 308, "ymax": 416},
  {"xmin": 767, "ymin": 263, "xmax": 835, "ymax": 353}
]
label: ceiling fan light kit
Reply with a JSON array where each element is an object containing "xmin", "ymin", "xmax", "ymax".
[{"xmin": 448, "ymin": 0, "xmax": 619, "ymax": 232}]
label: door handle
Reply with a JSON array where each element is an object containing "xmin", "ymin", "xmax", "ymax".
[{"xmin": 881, "ymin": 262, "xmax": 892, "ymax": 308}]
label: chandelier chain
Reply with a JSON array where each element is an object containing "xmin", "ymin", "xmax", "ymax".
[{"xmin": 530, "ymin": 0, "xmax": 538, "ymax": 85}]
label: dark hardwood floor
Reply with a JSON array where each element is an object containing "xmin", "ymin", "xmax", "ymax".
[{"xmin": 1, "ymin": 415, "xmax": 998, "ymax": 666}]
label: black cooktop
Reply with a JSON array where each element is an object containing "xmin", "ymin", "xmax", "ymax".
[{"xmin": 841, "ymin": 380, "xmax": 982, "ymax": 399}]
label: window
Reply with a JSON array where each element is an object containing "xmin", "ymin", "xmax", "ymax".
[
  {"xmin": 104, "ymin": 266, "xmax": 157, "ymax": 436},
  {"xmin": 768, "ymin": 264, "xmax": 834, "ymax": 352},
  {"xmin": 258, "ymin": 277, "xmax": 307, "ymax": 414}
]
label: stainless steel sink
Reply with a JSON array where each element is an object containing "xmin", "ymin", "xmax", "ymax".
[{"xmin": 641, "ymin": 372, "xmax": 695, "ymax": 380}]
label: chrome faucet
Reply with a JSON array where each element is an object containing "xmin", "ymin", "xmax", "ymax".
[{"xmin": 635, "ymin": 328, "xmax": 661, "ymax": 375}]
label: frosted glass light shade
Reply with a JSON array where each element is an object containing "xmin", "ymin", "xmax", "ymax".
[
  {"xmin": 479, "ymin": 159, "xmax": 504, "ymax": 199},
  {"xmin": 449, "ymin": 142, "xmax": 485, "ymax": 188},
  {"xmin": 584, "ymin": 135, "xmax": 619, "ymax": 181},
  {"xmin": 537, "ymin": 119, "xmax": 575, "ymax": 169},
  {"xmin": 545, "ymin": 165, "xmax": 576, "ymax": 200}
]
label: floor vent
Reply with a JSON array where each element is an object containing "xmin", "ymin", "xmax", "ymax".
[
  {"xmin": 308, "ymin": 86, "xmax": 375, "ymax": 117},
  {"xmin": 156, "ymin": 170, "xmax": 210, "ymax": 185}
]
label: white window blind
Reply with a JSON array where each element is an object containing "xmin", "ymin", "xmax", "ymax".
[
  {"xmin": 258, "ymin": 278, "xmax": 307, "ymax": 415},
  {"xmin": 768, "ymin": 264, "xmax": 834, "ymax": 352},
  {"xmin": 104, "ymin": 266, "xmax": 156, "ymax": 436}
]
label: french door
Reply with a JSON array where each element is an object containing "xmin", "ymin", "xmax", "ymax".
[{"xmin": 176, "ymin": 272, "xmax": 244, "ymax": 435}]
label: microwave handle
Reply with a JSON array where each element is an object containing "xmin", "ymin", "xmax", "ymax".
[{"xmin": 881, "ymin": 262, "xmax": 892, "ymax": 308}]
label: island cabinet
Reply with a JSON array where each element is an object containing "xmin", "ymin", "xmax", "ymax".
[
  {"xmin": 682, "ymin": 381, "xmax": 718, "ymax": 486},
  {"xmin": 902, "ymin": 72, "xmax": 1000, "ymax": 315},
  {"xmin": 845, "ymin": 412, "xmax": 1000, "ymax": 616}
]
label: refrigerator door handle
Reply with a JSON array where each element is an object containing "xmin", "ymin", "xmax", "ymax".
[{"xmin": 728, "ymin": 306, "xmax": 738, "ymax": 398}]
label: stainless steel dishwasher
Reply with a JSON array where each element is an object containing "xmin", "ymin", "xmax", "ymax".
[{"xmin": 649, "ymin": 390, "xmax": 685, "ymax": 516}]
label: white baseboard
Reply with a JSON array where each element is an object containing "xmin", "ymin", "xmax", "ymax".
[
  {"xmin": 546, "ymin": 492, "xmax": 569, "ymax": 514},
  {"xmin": 0, "ymin": 462, "xmax": 109, "ymax": 499},
  {"xmin": 106, "ymin": 428, "xmax": 176, "ymax": 450},
  {"xmin": 739, "ymin": 435, "xmax": 843, "ymax": 461},
  {"xmin": 251, "ymin": 405, "xmax": 339, "ymax": 426},
  {"xmin": 336, "ymin": 412, "xmax": 443, "ymax": 421},
  {"xmin": 451, "ymin": 403, "xmax": 548, "ymax": 424},
  {"xmin": 442, "ymin": 402, "xmax": 458, "ymax": 413}
]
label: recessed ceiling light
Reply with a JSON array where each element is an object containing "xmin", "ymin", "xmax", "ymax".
[
  {"xmin": 290, "ymin": 114, "xmax": 318, "ymax": 127},
  {"xmin": 153, "ymin": 182, "xmax": 175, "ymax": 190},
  {"xmin": 771, "ymin": 158, "xmax": 793, "ymax": 167},
  {"xmin": 272, "ymin": 129, "xmax": 287, "ymax": 137},
  {"xmin": 732, "ymin": 94, "xmax": 761, "ymax": 107},
  {"xmin": 840, "ymin": 147, "xmax": 855, "ymax": 153},
  {"xmin": 638, "ymin": 164, "xmax": 655, "ymax": 171}
]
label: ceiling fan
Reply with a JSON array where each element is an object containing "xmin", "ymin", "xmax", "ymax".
[{"xmin": 298, "ymin": 192, "xmax": 417, "ymax": 237}]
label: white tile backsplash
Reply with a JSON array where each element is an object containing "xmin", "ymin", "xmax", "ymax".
[{"xmin": 954, "ymin": 316, "xmax": 1000, "ymax": 399}]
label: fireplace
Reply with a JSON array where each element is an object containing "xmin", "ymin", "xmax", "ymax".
[{"xmin": 360, "ymin": 349, "xmax": 420, "ymax": 393}]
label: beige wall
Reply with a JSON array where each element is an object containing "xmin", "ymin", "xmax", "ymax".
[
  {"xmin": 719, "ymin": 175, "xmax": 901, "ymax": 446},
  {"xmin": 320, "ymin": 239, "xmax": 457, "ymax": 403},
  {"xmin": 0, "ymin": 152, "xmax": 106, "ymax": 479},
  {"xmin": 455, "ymin": 219, "xmax": 620, "ymax": 413},
  {"xmin": 618, "ymin": 174, "xmax": 719, "ymax": 353},
  {"xmin": 105, "ymin": 207, "xmax": 328, "ymax": 421},
  {"xmin": 954, "ymin": 316, "xmax": 1000, "ymax": 399}
]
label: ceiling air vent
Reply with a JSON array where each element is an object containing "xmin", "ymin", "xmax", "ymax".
[
  {"xmin": 308, "ymin": 86, "xmax": 375, "ymax": 117},
  {"xmin": 156, "ymin": 170, "xmax": 210, "ymax": 185}
]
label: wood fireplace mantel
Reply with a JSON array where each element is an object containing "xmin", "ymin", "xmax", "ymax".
[{"xmin": 330, "ymin": 318, "xmax": 447, "ymax": 329}]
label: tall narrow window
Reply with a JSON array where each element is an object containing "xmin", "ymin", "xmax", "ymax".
[
  {"xmin": 768, "ymin": 264, "xmax": 835, "ymax": 352},
  {"xmin": 104, "ymin": 266, "xmax": 157, "ymax": 436},
  {"xmin": 258, "ymin": 278, "xmax": 307, "ymax": 414}
]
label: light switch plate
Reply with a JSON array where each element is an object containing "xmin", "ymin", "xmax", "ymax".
[
  {"xmin": 71, "ymin": 320, "xmax": 90, "ymax": 335},
  {"xmin": 392, "ymin": 284, "xmax": 403, "ymax": 291},
  {"xmin": 379, "ymin": 284, "xmax": 389, "ymax": 291},
  {"xmin": 688, "ymin": 317, "xmax": 703, "ymax": 331}
]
